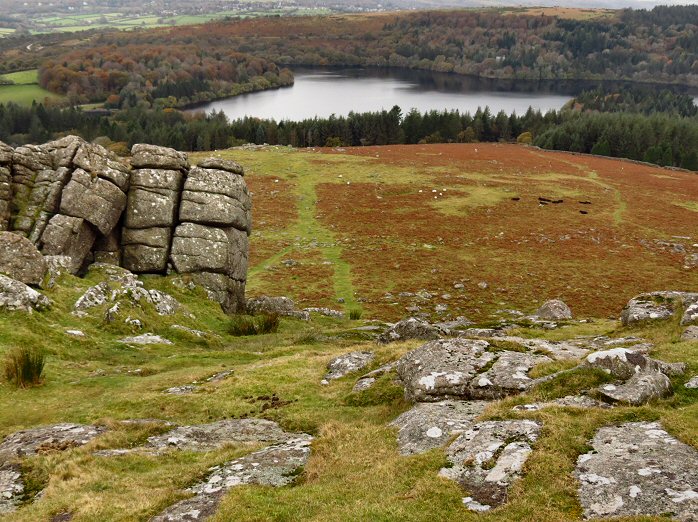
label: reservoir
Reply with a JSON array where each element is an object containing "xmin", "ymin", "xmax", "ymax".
[{"xmin": 189, "ymin": 67, "xmax": 698, "ymax": 121}]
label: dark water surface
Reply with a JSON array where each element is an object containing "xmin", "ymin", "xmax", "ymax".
[{"xmin": 190, "ymin": 67, "xmax": 698, "ymax": 120}]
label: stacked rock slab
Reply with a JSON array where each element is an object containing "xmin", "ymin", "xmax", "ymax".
[
  {"xmin": 0, "ymin": 138, "xmax": 250, "ymax": 313},
  {"xmin": 171, "ymin": 157, "xmax": 250, "ymax": 313},
  {"xmin": 0, "ymin": 141, "xmax": 13, "ymax": 231},
  {"xmin": 122, "ymin": 145, "xmax": 188, "ymax": 273}
]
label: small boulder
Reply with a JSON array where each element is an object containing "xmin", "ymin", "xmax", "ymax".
[
  {"xmin": 583, "ymin": 348, "xmax": 685, "ymax": 380},
  {"xmin": 681, "ymin": 326, "xmax": 698, "ymax": 341},
  {"xmin": 0, "ymin": 232, "xmax": 47, "ymax": 286},
  {"xmin": 620, "ymin": 291, "xmax": 698, "ymax": 326},
  {"xmin": 598, "ymin": 371, "xmax": 673, "ymax": 406},
  {"xmin": 0, "ymin": 274, "xmax": 51, "ymax": 313},
  {"xmin": 535, "ymin": 299, "xmax": 572, "ymax": 320},
  {"xmin": 117, "ymin": 334, "xmax": 172, "ymax": 346},
  {"xmin": 246, "ymin": 295, "xmax": 300, "ymax": 317},
  {"xmin": 377, "ymin": 317, "xmax": 445, "ymax": 344},
  {"xmin": 325, "ymin": 351, "xmax": 374, "ymax": 381}
]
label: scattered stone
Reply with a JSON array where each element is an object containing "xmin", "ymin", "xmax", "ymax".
[
  {"xmin": 433, "ymin": 316, "xmax": 473, "ymax": 332},
  {"xmin": 478, "ymin": 281, "xmax": 489, "ymax": 290},
  {"xmin": 165, "ymin": 385, "xmax": 197, "ymax": 395},
  {"xmin": 458, "ymin": 328, "xmax": 502, "ymax": 339},
  {"xmin": 575, "ymin": 422, "xmax": 698, "ymax": 521},
  {"xmin": 682, "ymin": 326, "xmax": 698, "ymax": 341},
  {"xmin": 65, "ymin": 329, "xmax": 85, "ymax": 337},
  {"xmin": 352, "ymin": 362, "xmax": 396, "ymax": 392},
  {"xmin": 583, "ymin": 348, "xmax": 686, "ymax": 380},
  {"xmin": 0, "ymin": 274, "xmax": 51, "ymax": 313},
  {"xmin": 205, "ymin": 370, "xmax": 233, "ymax": 383},
  {"xmin": 598, "ymin": 371, "xmax": 672, "ymax": 406},
  {"xmin": 0, "ymin": 424, "xmax": 106, "ymax": 461},
  {"xmin": 535, "ymin": 299, "xmax": 572, "ymax": 320},
  {"xmin": 390, "ymin": 400, "xmax": 487, "ymax": 455},
  {"xmin": 377, "ymin": 317, "xmax": 445, "ymax": 344},
  {"xmin": 325, "ymin": 351, "xmax": 374, "ymax": 381},
  {"xmin": 0, "ymin": 232, "xmax": 47, "ymax": 285},
  {"xmin": 684, "ymin": 376, "xmax": 698, "ymax": 389},
  {"xmin": 170, "ymin": 325, "xmax": 207, "ymax": 338},
  {"xmin": 439, "ymin": 420, "xmax": 541, "ymax": 510},
  {"xmin": 151, "ymin": 436, "xmax": 312, "ymax": 522},
  {"xmin": 118, "ymin": 334, "xmax": 173, "ymax": 346},
  {"xmin": 304, "ymin": 307, "xmax": 345, "ymax": 318}
]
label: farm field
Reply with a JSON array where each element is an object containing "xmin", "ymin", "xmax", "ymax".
[
  {"xmin": 0, "ymin": 69, "xmax": 63, "ymax": 106},
  {"xmin": 196, "ymin": 143, "xmax": 698, "ymax": 323}
]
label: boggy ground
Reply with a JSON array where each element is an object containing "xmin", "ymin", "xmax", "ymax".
[{"xmin": 205, "ymin": 143, "xmax": 698, "ymax": 322}]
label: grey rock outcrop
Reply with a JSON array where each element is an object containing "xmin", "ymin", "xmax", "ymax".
[
  {"xmin": 152, "ymin": 436, "xmax": 312, "ymax": 522},
  {"xmin": 583, "ymin": 348, "xmax": 686, "ymax": 380},
  {"xmin": 324, "ymin": 351, "xmax": 374, "ymax": 381},
  {"xmin": 396, "ymin": 338, "xmax": 553, "ymax": 402},
  {"xmin": 535, "ymin": 299, "xmax": 572, "ymax": 320},
  {"xmin": 0, "ymin": 274, "xmax": 51, "ymax": 312},
  {"xmin": 439, "ymin": 420, "xmax": 542, "ymax": 511},
  {"xmin": 597, "ymin": 371, "xmax": 673, "ymax": 406},
  {"xmin": 0, "ymin": 423, "xmax": 106, "ymax": 462},
  {"xmin": 575, "ymin": 422, "xmax": 698, "ymax": 521},
  {"xmin": 621, "ymin": 291, "xmax": 698, "ymax": 326},
  {"xmin": 0, "ymin": 138, "xmax": 251, "ymax": 313},
  {"xmin": 0, "ymin": 465, "xmax": 23, "ymax": 515},
  {"xmin": 0, "ymin": 232, "xmax": 46, "ymax": 285},
  {"xmin": 245, "ymin": 295, "xmax": 304, "ymax": 318},
  {"xmin": 378, "ymin": 317, "xmax": 446, "ymax": 344},
  {"xmin": 390, "ymin": 400, "xmax": 487, "ymax": 455}
]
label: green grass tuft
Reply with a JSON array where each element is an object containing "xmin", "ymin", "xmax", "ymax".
[
  {"xmin": 3, "ymin": 346, "xmax": 46, "ymax": 388},
  {"xmin": 228, "ymin": 313, "xmax": 280, "ymax": 336}
]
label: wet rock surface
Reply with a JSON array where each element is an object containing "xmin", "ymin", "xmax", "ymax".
[
  {"xmin": 324, "ymin": 351, "xmax": 374, "ymax": 381},
  {"xmin": 575, "ymin": 422, "xmax": 698, "ymax": 521},
  {"xmin": 439, "ymin": 420, "xmax": 542, "ymax": 511},
  {"xmin": 390, "ymin": 400, "xmax": 487, "ymax": 455},
  {"xmin": 151, "ymin": 436, "xmax": 312, "ymax": 522}
]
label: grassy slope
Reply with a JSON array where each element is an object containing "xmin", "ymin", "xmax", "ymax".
[
  {"xmin": 195, "ymin": 144, "xmax": 698, "ymax": 322},
  {"xmin": 0, "ymin": 143, "xmax": 695, "ymax": 521},
  {"xmin": 0, "ymin": 69, "xmax": 63, "ymax": 106}
]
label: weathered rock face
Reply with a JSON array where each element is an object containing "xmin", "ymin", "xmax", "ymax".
[
  {"xmin": 324, "ymin": 351, "xmax": 374, "ymax": 381},
  {"xmin": 682, "ymin": 326, "xmax": 698, "ymax": 341},
  {"xmin": 598, "ymin": 371, "xmax": 673, "ymax": 406},
  {"xmin": 396, "ymin": 338, "xmax": 552, "ymax": 402},
  {"xmin": 390, "ymin": 400, "xmax": 487, "ymax": 455},
  {"xmin": 151, "ymin": 436, "xmax": 312, "ymax": 522},
  {"xmin": 439, "ymin": 420, "xmax": 542, "ymax": 511},
  {"xmin": 575, "ymin": 422, "xmax": 698, "ymax": 521},
  {"xmin": 0, "ymin": 139, "xmax": 251, "ymax": 313},
  {"xmin": 621, "ymin": 291, "xmax": 698, "ymax": 326},
  {"xmin": 0, "ymin": 465, "xmax": 23, "ymax": 515},
  {"xmin": 246, "ymin": 295, "xmax": 302, "ymax": 317},
  {"xmin": 0, "ymin": 232, "xmax": 47, "ymax": 285},
  {"xmin": 0, "ymin": 423, "xmax": 106, "ymax": 462},
  {"xmin": 535, "ymin": 299, "xmax": 572, "ymax": 320},
  {"xmin": 0, "ymin": 274, "xmax": 51, "ymax": 312},
  {"xmin": 378, "ymin": 317, "xmax": 446, "ymax": 344},
  {"xmin": 583, "ymin": 348, "xmax": 686, "ymax": 380}
]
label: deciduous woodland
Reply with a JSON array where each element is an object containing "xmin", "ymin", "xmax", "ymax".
[{"xmin": 34, "ymin": 4, "xmax": 698, "ymax": 108}]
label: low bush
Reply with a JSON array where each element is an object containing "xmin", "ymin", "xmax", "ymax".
[{"xmin": 3, "ymin": 347, "xmax": 46, "ymax": 388}]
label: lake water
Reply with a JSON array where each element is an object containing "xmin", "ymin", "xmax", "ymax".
[{"xmin": 191, "ymin": 67, "xmax": 698, "ymax": 121}]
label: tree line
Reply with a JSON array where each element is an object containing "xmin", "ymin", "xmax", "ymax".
[{"xmin": 1, "ymin": 89, "xmax": 696, "ymax": 171}]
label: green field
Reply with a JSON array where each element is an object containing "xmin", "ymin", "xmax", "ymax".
[
  {"xmin": 29, "ymin": 7, "xmax": 332, "ymax": 34},
  {"xmin": 0, "ymin": 70, "xmax": 63, "ymax": 107}
]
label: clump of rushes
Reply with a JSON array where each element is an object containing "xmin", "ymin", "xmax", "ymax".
[
  {"xmin": 3, "ymin": 347, "xmax": 46, "ymax": 388},
  {"xmin": 229, "ymin": 314, "xmax": 280, "ymax": 336},
  {"xmin": 349, "ymin": 309, "xmax": 363, "ymax": 320}
]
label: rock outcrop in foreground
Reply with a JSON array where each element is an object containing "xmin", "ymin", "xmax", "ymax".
[{"xmin": 0, "ymin": 137, "xmax": 250, "ymax": 313}]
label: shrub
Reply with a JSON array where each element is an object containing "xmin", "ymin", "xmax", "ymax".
[
  {"xmin": 3, "ymin": 347, "xmax": 46, "ymax": 388},
  {"xmin": 229, "ymin": 314, "xmax": 280, "ymax": 336},
  {"xmin": 349, "ymin": 309, "xmax": 363, "ymax": 320}
]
